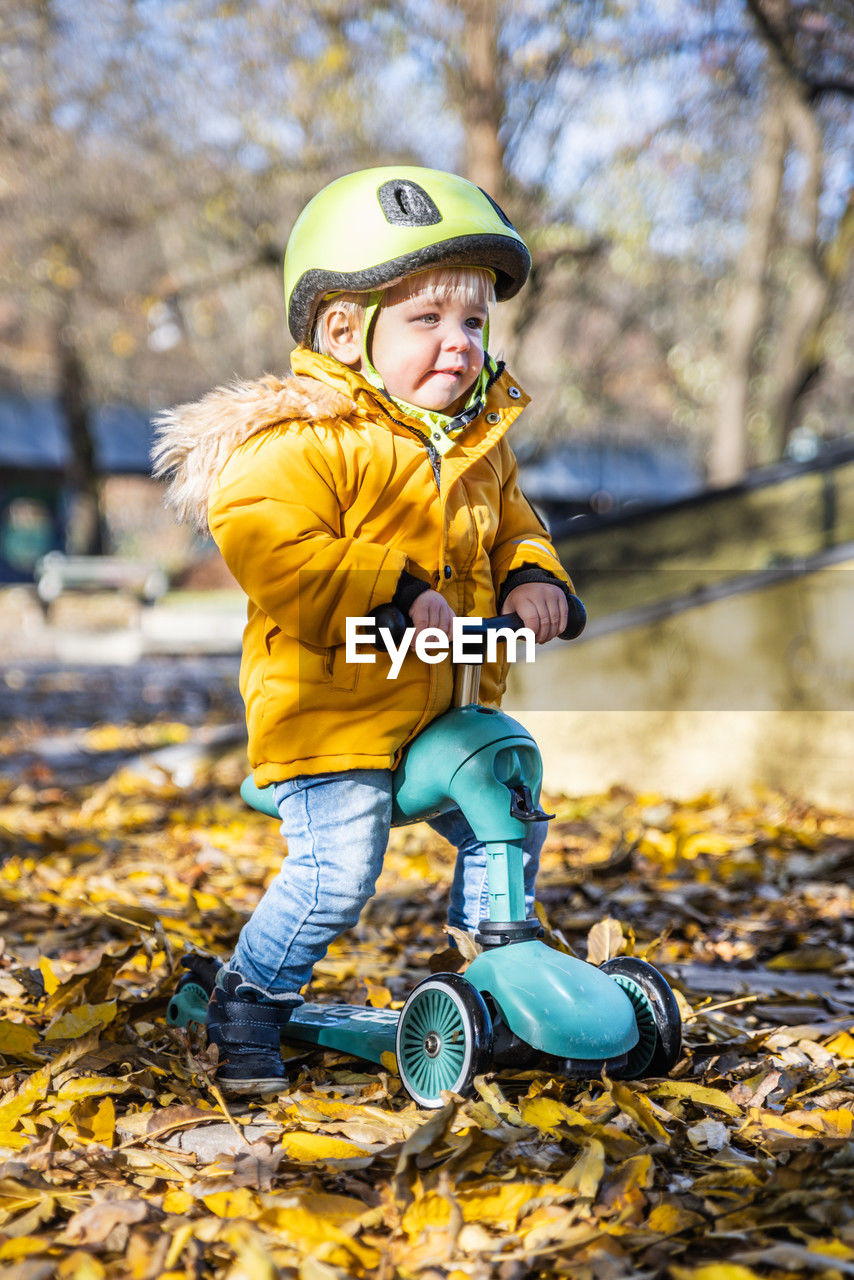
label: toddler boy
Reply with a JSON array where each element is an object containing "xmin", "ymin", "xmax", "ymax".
[{"xmin": 155, "ymin": 166, "xmax": 574, "ymax": 1093}]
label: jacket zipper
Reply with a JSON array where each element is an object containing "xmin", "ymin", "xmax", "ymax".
[
  {"xmin": 363, "ymin": 393, "xmax": 441, "ymax": 744},
  {"xmin": 374, "ymin": 371, "xmax": 508, "ymax": 762},
  {"xmin": 370, "ymin": 359, "xmax": 506, "ymax": 493},
  {"xmin": 372, "ymin": 391, "xmax": 442, "ymax": 490}
]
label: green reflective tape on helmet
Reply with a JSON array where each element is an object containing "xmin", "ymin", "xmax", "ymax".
[{"xmin": 284, "ymin": 166, "xmax": 530, "ymax": 344}]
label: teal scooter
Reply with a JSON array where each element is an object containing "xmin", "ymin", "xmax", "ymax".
[{"xmin": 167, "ymin": 601, "xmax": 682, "ymax": 1107}]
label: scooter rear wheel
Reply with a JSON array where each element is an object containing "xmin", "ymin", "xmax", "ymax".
[
  {"xmin": 396, "ymin": 973, "xmax": 493, "ymax": 1108},
  {"xmin": 599, "ymin": 957, "xmax": 682, "ymax": 1077}
]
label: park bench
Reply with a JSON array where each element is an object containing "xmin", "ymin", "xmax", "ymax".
[{"xmin": 35, "ymin": 551, "xmax": 169, "ymax": 610}]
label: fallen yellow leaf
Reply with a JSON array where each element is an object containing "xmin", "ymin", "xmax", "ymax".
[
  {"xmin": 608, "ymin": 1152, "xmax": 653, "ymax": 1196},
  {"xmin": 651, "ymin": 1080, "xmax": 742, "ymax": 1117},
  {"xmin": 739, "ymin": 1106, "xmax": 853, "ymax": 1150},
  {"xmin": 73, "ymin": 1095, "xmax": 116, "ymax": 1146},
  {"xmin": 226, "ymin": 1235, "xmax": 278, "ymax": 1280},
  {"xmin": 280, "ymin": 1095, "xmax": 414, "ymax": 1145},
  {"xmin": 55, "ymin": 1076, "xmax": 134, "ymax": 1101},
  {"xmin": 163, "ymin": 1222, "xmax": 198, "ymax": 1270},
  {"xmin": 44, "ymin": 1001, "xmax": 118, "ymax": 1042},
  {"xmin": 679, "ymin": 831, "xmax": 737, "ymax": 858},
  {"xmin": 767, "ymin": 947, "xmax": 840, "ymax": 971},
  {"xmin": 257, "ymin": 1198, "xmax": 379, "ymax": 1268},
  {"xmin": 517, "ymin": 1203, "xmax": 579, "ymax": 1247},
  {"xmin": 0, "ymin": 1022, "xmax": 39, "ymax": 1057},
  {"xmin": 648, "ymin": 1201, "xmax": 706, "ymax": 1234},
  {"xmin": 607, "ymin": 1080, "xmax": 670, "ymax": 1142},
  {"xmin": 780, "ymin": 1107, "xmax": 853, "ymax": 1137},
  {"xmin": 560, "ymin": 1139, "xmax": 606, "ymax": 1199},
  {"xmin": 280, "ymin": 1130, "xmax": 373, "ymax": 1161},
  {"xmin": 519, "ymin": 1095, "xmax": 592, "ymax": 1134},
  {"xmin": 0, "ymin": 1063, "xmax": 51, "ymax": 1127},
  {"xmin": 586, "ymin": 917, "xmax": 626, "ymax": 965},
  {"xmin": 670, "ymin": 1267, "xmax": 763, "ymax": 1280},
  {"xmin": 0, "ymin": 1236, "xmax": 49, "ymax": 1261},
  {"xmin": 363, "ymin": 977, "xmax": 393, "ymax": 1008},
  {"xmin": 38, "ymin": 955, "xmax": 61, "ymax": 996},
  {"xmin": 0, "ymin": 1129, "xmax": 31, "ymax": 1153},
  {"xmin": 458, "ymin": 1181, "xmax": 567, "ymax": 1231},
  {"xmin": 161, "ymin": 1187, "xmax": 194, "ymax": 1215},
  {"xmin": 637, "ymin": 829, "xmax": 677, "ymax": 866},
  {"xmin": 202, "ymin": 1189, "xmax": 260, "ymax": 1219},
  {"xmin": 825, "ymin": 1030, "xmax": 854, "ymax": 1059},
  {"xmin": 56, "ymin": 1252, "xmax": 107, "ymax": 1280}
]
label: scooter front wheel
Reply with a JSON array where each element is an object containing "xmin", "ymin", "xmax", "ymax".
[
  {"xmin": 599, "ymin": 957, "xmax": 682, "ymax": 1078},
  {"xmin": 167, "ymin": 972, "xmax": 210, "ymax": 1028},
  {"xmin": 395, "ymin": 973, "xmax": 493, "ymax": 1108},
  {"xmin": 166, "ymin": 952, "xmax": 221, "ymax": 1028}
]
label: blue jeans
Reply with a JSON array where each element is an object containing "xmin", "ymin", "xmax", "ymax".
[{"xmin": 225, "ymin": 767, "xmax": 546, "ymax": 1003}]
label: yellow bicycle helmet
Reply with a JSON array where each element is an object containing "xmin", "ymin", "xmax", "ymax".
[{"xmin": 284, "ymin": 165, "xmax": 530, "ymax": 345}]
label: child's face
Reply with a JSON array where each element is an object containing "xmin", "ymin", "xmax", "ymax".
[{"xmin": 366, "ymin": 278, "xmax": 488, "ymax": 413}]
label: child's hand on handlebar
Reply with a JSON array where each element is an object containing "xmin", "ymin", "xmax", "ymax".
[
  {"xmin": 501, "ymin": 583, "xmax": 568, "ymax": 643},
  {"xmin": 409, "ymin": 589, "xmax": 456, "ymax": 640}
]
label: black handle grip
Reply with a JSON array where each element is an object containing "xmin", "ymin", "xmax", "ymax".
[
  {"xmin": 369, "ymin": 596, "xmax": 586, "ymax": 651},
  {"xmin": 482, "ymin": 596, "xmax": 586, "ymax": 642},
  {"xmin": 369, "ymin": 604, "xmax": 409, "ymax": 646},
  {"xmin": 560, "ymin": 593, "xmax": 587, "ymax": 640}
]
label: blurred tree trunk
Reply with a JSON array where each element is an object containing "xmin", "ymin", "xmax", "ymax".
[
  {"xmin": 709, "ymin": 77, "xmax": 786, "ymax": 487},
  {"xmin": 56, "ymin": 307, "xmax": 107, "ymax": 555},
  {"xmin": 758, "ymin": 77, "xmax": 826, "ymax": 462},
  {"xmin": 713, "ymin": 0, "xmax": 854, "ymax": 483},
  {"xmin": 446, "ymin": 0, "xmax": 602, "ymax": 370},
  {"xmin": 765, "ymin": 192, "xmax": 854, "ymax": 460},
  {"xmin": 459, "ymin": 0, "xmax": 506, "ymax": 202},
  {"xmin": 756, "ymin": 82, "xmax": 854, "ymax": 461}
]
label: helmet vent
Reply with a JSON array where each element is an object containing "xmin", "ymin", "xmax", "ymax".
[{"xmin": 377, "ymin": 179, "xmax": 443, "ymax": 227}]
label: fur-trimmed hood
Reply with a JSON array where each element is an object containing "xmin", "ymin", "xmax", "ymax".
[{"xmin": 152, "ymin": 372, "xmax": 356, "ymax": 531}]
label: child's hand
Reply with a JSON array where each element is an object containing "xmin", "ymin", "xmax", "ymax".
[
  {"xmin": 409, "ymin": 589, "xmax": 456, "ymax": 640},
  {"xmin": 501, "ymin": 582, "xmax": 568, "ymax": 643}
]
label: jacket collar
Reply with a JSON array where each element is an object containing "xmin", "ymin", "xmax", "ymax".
[{"xmin": 289, "ymin": 347, "xmax": 371, "ymax": 403}]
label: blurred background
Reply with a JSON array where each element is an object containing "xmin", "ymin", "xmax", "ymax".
[{"xmin": 0, "ymin": 0, "xmax": 852, "ymax": 803}]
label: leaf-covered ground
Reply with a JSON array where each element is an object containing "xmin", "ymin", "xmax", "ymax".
[{"xmin": 1, "ymin": 732, "xmax": 853, "ymax": 1280}]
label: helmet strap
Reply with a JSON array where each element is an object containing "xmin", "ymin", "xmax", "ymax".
[{"xmin": 360, "ymin": 291, "xmax": 386, "ymax": 391}]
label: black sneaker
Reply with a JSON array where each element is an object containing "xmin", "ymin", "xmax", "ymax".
[{"xmin": 206, "ymin": 971, "xmax": 295, "ymax": 1096}]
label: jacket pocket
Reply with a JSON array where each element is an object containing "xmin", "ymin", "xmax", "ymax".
[{"xmin": 324, "ymin": 642, "xmax": 360, "ymax": 693}]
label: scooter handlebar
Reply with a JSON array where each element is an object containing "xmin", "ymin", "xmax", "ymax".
[{"xmin": 370, "ymin": 594, "xmax": 586, "ymax": 647}]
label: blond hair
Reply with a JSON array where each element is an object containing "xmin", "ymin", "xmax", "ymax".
[{"xmin": 311, "ymin": 266, "xmax": 496, "ymax": 355}]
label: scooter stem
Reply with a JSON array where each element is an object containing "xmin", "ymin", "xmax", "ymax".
[
  {"xmin": 485, "ymin": 838, "xmax": 527, "ymax": 921},
  {"xmin": 450, "ymin": 630, "xmax": 532, "ymax": 925},
  {"xmin": 453, "ymin": 663, "xmax": 481, "ymax": 707}
]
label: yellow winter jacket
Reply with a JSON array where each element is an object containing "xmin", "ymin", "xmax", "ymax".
[{"xmin": 154, "ymin": 348, "xmax": 572, "ymax": 785}]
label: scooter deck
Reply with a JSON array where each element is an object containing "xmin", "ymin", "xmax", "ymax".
[
  {"xmin": 166, "ymin": 976, "xmax": 399, "ymax": 1067},
  {"xmin": 285, "ymin": 1002, "xmax": 399, "ymax": 1066}
]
